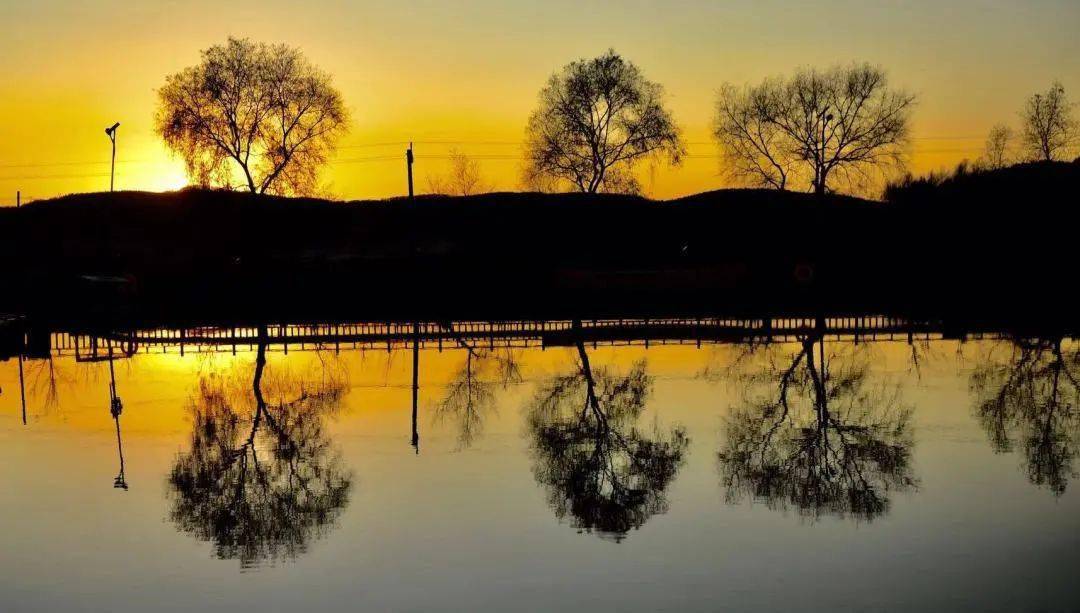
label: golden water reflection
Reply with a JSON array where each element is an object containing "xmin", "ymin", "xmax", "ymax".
[
  {"xmin": 717, "ymin": 337, "xmax": 917, "ymax": 521},
  {"xmin": 167, "ymin": 342, "xmax": 352, "ymax": 567},
  {"xmin": 1, "ymin": 327, "xmax": 1079, "ymax": 588},
  {"xmin": 526, "ymin": 337, "xmax": 688, "ymax": 541}
]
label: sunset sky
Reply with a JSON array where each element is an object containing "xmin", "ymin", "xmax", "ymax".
[{"xmin": 0, "ymin": 0, "xmax": 1077, "ymax": 203}]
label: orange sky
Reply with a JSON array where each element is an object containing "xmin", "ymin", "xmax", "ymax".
[{"xmin": 0, "ymin": 0, "xmax": 1077, "ymax": 203}]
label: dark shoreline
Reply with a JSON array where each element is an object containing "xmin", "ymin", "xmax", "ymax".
[{"xmin": 1, "ymin": 161, "xmax": 1076, "ymax": 328}]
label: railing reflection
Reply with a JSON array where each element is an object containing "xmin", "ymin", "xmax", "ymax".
[{"xmin": 26, "ymin": 316, "xmax": 970, "ymax": 360}]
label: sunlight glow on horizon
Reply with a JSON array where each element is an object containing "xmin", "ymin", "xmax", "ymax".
[{"xmin": 1, "ymin": 0, "xmax": 1077, "ymax": 203}]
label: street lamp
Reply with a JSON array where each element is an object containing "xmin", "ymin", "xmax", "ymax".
[
  {"xmin": 104, "ymin": 122, "xmax": 120, "ymax": 192},
  {"xmin": 816, "ymin": 109, "xmax": 833, "ymax": 196}
]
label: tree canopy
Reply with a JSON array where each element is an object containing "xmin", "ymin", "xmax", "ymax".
[
  {"xmin": 981, "ymin": 124, "xmax": 1014, "ymax": 170},
  {"xmin": 1020, "ymin": 82, "xmax": 1075, "ymax": 162},
  {"xmin": 426, "ymin": 149, "xmax": 489, "ymax": 196},
  {"xmin": 714, "ymin": 63, "xmax": 915, "ymax": 196},
  {"xmin": 523, "ymin": 50, "xmax": 683, "ymax": 195},
  {"xmin": 156, "ymin": 38, "xmax": 348, "ymax": 196}
]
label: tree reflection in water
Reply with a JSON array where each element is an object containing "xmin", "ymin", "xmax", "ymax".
[
  {"xmin": 526, "ymin": 327, "xmax": 688, "ymax": 542},
  {"xmin": 168, "ymin": 334, "xmax": 352, "ymax": 567},
  {"xmin": 718, "ymin": 335, "xmax": 917, "ymax": 521},
  {"xmin": 970, "ymin": 337, "xmax": 1080, "ymax": 495},
  {"xmin": 434, "ymin": 324, "xmax": 522, "ymax": 450}
]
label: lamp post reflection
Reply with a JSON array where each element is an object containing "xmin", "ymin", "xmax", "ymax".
[{"xmin": 107, "ymin": 341, "xmax": 128, "ymax": 490}]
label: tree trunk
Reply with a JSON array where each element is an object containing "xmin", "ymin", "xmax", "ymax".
[{"xmin": 814, "ymin": 167, "xmax": 828, "ymax": 196}]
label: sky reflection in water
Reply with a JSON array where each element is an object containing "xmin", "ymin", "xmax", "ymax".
[{"xmin": 0, "ymin": 330, "xmax": 1077, "ymax": 611}]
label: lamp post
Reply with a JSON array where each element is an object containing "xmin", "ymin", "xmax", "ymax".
[
  {"xmin": 104, "ymin": 122, "xmax": 120, "ymax": 192},
  {"xmin": 816, "ymin": 110, "xmax": 833, "ymax": 196}
]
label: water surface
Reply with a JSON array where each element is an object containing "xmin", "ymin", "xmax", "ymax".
[{"xmin": 1, "ymin": 322, "xmax": 1077, "ymax": 611}]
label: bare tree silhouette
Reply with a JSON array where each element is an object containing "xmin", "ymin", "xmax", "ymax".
[
  {"xmin": 426, "ymin": 149, "xmax": 489, "ymax": 196},
  {"xmin": 433, "ymin": 324, "xmax": 521, "ymax": 450},
  {"xmin": 718, "ymin": 336, "xmax": 917, "ymax": 521},
  {"xmin": 713, "ymin": 83, "xmax": 798, "ymax": 190},
  {"xmin": 156, "ymin": 37, "xmax": 348, "ymax": 196},
  {"xmin": 970, "ymin": 337, "xmax": 1080, "ymax": 495},
  {"xmin": 1020, "ymin": 82, "xmax": 1076, "ymax": 162},
  {"xmin": 26, "ymin": 356, "xmax": 69, "ymax": 415},
  {"xmin": 713, "ymin": 64, "xmax": 915, "ymax": 196},
  {"xmin": 167, "ymin": 334, "xmax": 352, "ymax": 567},
  {"xmin": 523, "ymin": 50, "xmax": 683, "ymax": 195},
  {"xmin": 526, "ymin": 328, "xmax": 688, "ymax": 541},
  {"xmin": 981, "ymin": 124, "xmax": 1014, "ymax": 170}
]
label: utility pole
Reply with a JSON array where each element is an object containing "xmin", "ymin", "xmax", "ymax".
[
  {"xmin": 105, "ymin": 122, "xmax": 120, "ymax": 192},
  {"xmin": 406, "ymin": 142, "xmax": 414, "ymax": 201},
  {"xmin": 407, "ymin": 144, "xmax": 419, "ymax": 452},
  {"xmin": 16, "ymin": 191, "xmax": 20, "ymax": 208}
]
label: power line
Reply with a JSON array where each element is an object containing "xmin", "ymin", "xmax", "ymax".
[
  {"xmin": 0, "ymin": 171, "xmax": 112, "ymax": 181},
  {"xmin": 0, "ymin": 135, "xmax": 989, "ymax": 174},
  {"xmin": 1, "ymin": 149, "xmax": 988, "ymax": 178},
  {"xmin": 0, "ymin": 159, "xmax": 155, "ymax": 170},
  {"xmin": 332, "ymin": 147, "xmax": 986, "ymax": 165},
  {"xmin": 338, "ymin": 139, "xmax": 525, "ymax": 149}
]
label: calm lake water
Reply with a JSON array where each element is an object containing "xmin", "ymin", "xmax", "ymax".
[{"xmin": 1, "ymin": 322, "xmax": 1078, "ymax": 612}]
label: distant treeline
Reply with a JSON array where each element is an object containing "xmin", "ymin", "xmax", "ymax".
[
  {"xmin": 885, "ymin": 159, "xmax": 1078, "ymax": 210},
  {"xmin": 156, "ymin": 39, "xmax": 1077, "ymax": 200}
]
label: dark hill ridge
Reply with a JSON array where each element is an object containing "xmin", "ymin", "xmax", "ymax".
[
  {"xmin": 0, "ymin": 186, "xmax": 883, "ymax": 253},
  {"xmin": 0, "ymin": 162, "xmax": 1075, "ymax": 324},
  {"xmin": 0, "ymin": 187, "xmax": 886, "ymax": 273}
]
